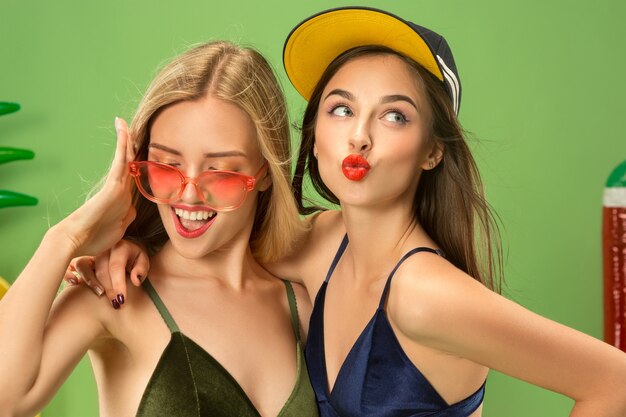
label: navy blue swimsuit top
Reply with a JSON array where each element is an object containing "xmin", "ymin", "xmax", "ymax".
[{"xmin": 306, "ymin": 235, "xmax": 486, "ymax": 417}]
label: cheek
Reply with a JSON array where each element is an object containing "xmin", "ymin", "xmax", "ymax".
[
  {"xmin": 377, "ymin": 139, "xmax": 425, "ymax": 179},
  {"xmin": 157, "ymin": 204, "xmax": 173, "ymax": 227},
  {"xmin": 314, "ymin": 118, "xmax": 341, "ymax": 155}
]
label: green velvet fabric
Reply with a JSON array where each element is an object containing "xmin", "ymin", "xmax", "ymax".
[{"xmin": 136, "ymin": 280, "xmax": 319, "ymax": 417}]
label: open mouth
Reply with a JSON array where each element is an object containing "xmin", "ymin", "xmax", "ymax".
[{"xmin": 172, "ymin": 207, "xmax": 217, "ymax": 238}]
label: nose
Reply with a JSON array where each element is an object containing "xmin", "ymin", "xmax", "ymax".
[
  {"xmin": 180, "ymin": 178, "xmax": 204, "ymax": 203},
  {"xmin": 348, "ymin": 122, "xmax": 372, "ymax": 154}
]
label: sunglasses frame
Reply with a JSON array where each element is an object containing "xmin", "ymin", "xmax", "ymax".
[{"xmin": 128, "ymin": 160, "xmax": 266, "ymax": 211}]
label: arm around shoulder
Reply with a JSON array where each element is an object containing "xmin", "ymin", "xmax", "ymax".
[{"xmin": 265, "ymin": 210, "xmax": 344, "ymax": 288}]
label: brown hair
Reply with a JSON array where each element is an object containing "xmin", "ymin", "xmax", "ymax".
[
  {"xmin": 292, "ymin": 45, "xmax": 503, "ymax": 292},
  {"xmin": 125, "ymin": 41, "xmax": 306, "ymax": 263}
]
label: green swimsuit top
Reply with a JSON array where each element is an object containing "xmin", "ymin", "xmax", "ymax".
[{"xmin": 136, "ymin": 280, "xmax": 319, "ymax": 417}]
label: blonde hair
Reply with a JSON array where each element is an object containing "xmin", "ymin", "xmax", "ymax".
[{"xmin": 125, "ymin": 41, "xmax": 306, "ymax": 263}]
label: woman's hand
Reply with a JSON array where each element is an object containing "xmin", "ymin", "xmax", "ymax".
[
  {"xmin": 53, "ymin": 118, "xmax": 136, "ymax": 258},
  {"xmin": 64, "ymin": 239, "xmax": 150, "ymax": 306}
]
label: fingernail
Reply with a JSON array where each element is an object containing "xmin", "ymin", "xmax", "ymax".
[
  {"xmin": 117, "ymin": 293, "xmax": 125, "ymax": 305},
  {"xmin": 71, "ymin": 269, "xmax": 82, "ymax": 280},
  {"xmin": 94, "ymin": 286, "xmax": 104, "ymax": 297},
  {"xmin": 111, "ymin": 298, "xmax": 120, "ymax": 309},
  {"xmin": 68, "ymin": 278, "xmax": 78, "ymax": 285},
  {"xmin": 115, "ymin": 116, "xmax": 121, "ymax": 133}
]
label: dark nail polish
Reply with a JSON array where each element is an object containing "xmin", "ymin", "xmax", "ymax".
[
  {"xmin": 117, "ymin": 293, "xmax": 125, "ymax": 305},
  {"xmin": 111, "ymin": 298, "xmax": 120, "ymax": 309}
]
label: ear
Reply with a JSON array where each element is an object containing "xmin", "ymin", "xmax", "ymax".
[
  {"xmin": 420, "ymin": 141, "xmax": 444, "ymax": 170},
  {"xmin": 313, "ymin": 143, "xmax": 318, "ymax": 159},
  {"xmin": 257, "ymin": 166, "xmax": 272, "ymax": 192}
]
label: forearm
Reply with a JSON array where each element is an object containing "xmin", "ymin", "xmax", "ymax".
[{"xmin": 0, "ymin": 225, "xmax": 77, "ymax": 405}]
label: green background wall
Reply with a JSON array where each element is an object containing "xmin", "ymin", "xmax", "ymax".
[{"xmin": 1, "ymin": 0, "xmax": 624, "ymax": 416}]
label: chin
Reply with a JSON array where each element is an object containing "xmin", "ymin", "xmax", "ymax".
[{"xmin": 170, "ymin": 239, "xmax": 216, "ymax": 259}]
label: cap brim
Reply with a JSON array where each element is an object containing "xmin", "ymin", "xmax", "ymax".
[{"xmin": 284, "ymin": 7, "xmax": 443, "ymax": 101}]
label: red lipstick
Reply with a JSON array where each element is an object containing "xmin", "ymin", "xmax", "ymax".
[
  {"xmin": 171, "ymin": 206, "xmax": 216, "ymax": 239},
  {"xmin": 342, "ymin": 154, "xmax": 370, "ymax": 181}
]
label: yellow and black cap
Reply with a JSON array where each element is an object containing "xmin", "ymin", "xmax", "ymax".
[{"xmin": 283, "ymin": 6, "xmax": 462, "ymax": 114}]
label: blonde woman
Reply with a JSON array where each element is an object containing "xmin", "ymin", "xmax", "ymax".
[{"xmin": 0, "ymin": 41, "xmax": 318, "ymax": 417}]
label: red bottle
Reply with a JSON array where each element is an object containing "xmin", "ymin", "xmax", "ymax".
[{"xmin": 603, "ymin": 160, "xmax": 626, "ymax": 350}]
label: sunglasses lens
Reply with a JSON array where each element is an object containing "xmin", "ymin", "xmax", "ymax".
[
  {"xmin": 198, "ymin": 172, "xmax": 247, "ymax": 210},
  {"xmin": 139, "ymin": 163, "xmax": 182, "ymax": 202},
  {"xmin": 132, "ymin": 161, "xmax": 253, "ymax": 210}
]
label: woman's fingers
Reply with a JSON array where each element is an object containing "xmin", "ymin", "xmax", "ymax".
[
  {"xmin": 105, "ymin": 244, "xmax": 128, "ymax": 309},
  {"xmin": 64, "ymin": 263, "xmax": 84, "ymax": 286},
  {"xmin": 111, "ymin": 117, "xmax": 130, "ymax": 180},
  {"xmin": 125, "ymin": 119, "xmax": 136, "ymax": 163},
  {"xmin": 104, "ymin": 117, "xmax": 133, "ymax": 190},
  {"xmin": 52, "ymin": 117, "xmax": 135, "ymax": 258},
  {"xmin": 128, "ymin": 248, "xmax": 150, "ymax": 287},
  {"xmin": 107, "ymin": 239, "xmax": 149, "ymax": 308},
  {"xmin": 94, "ymin": 251, "xmax": 124, "ymax": 309},
  {"xmin": 79, "ymin": 240, "xmax": 150, "ymax": 310},
  {"xmin": 65, "ymin": 257, "xmax": 104, "ymax": 297}
]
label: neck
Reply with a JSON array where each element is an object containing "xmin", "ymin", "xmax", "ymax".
[
  {"xmin": 339, "ymin": 201, "xmax": 429, "ymax": 283},
  {"xmin": 153, "ymin": 236, "xmax": 263, "ymax": 290}
]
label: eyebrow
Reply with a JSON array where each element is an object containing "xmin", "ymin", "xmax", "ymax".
[
  {"xmin": 324, "ymin": 89, "xmax": 418, "ymax": 111},
  {"xmin": 148, "ymin": 142, "xmax": 247, "ymax": 158},
  {"xmin": 324, "ymin": 89, "xmax": 354, "ymax": 102},
  {"xmin": 380, "ymin": 94, "xmax": 418, "ymax": 111}
]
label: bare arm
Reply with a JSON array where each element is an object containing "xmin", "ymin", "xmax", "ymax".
[
  {"xmin": 0, "ymin": 118, "xmax": 135, "ymax": 416},
  {"xmin": 265, "ymin": 210, "xmax": 346, "ymax": 300},
  {"xmin": 76, "ymin": 209, "xmax": 347, "ymax": 307},
  {"xmin": 392, "ymin": 255, "xmax": 626, "ymax": 416}
]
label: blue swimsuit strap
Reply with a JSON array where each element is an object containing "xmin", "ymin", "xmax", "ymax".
[
  {"xmin": 324, "ymin": 234, "xmax": 350, "ymax": 284},
  {"xmin": 378, "ymin": 246, "xmax": 444, "ymax": 309}
]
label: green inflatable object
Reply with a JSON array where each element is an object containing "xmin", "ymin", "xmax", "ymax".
[
  {"xmin": 0, "ymin": 147, "xmax": 35, "ymax": 164},
  {"xmin": 0, "ymin": 101, "xmax": 37, "ymax": 208},
  {"xmin": 0, "ymin": 190, "xmax": 38, "ymax": 208},
  {"xmin": 0, "ymin": 102, "xmax": 20, "ymax": 116}
]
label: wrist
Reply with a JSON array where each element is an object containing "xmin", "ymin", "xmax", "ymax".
[{"xmin": 45, "ymin": 223, "xmax": 82, "ymax": 258}]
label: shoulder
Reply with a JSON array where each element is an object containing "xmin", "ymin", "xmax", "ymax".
[
  {"xmin": 304, "ymin": 210, "xmax": 345, "ymax": 263},
  {"xmin": 55, "ymin": 281, "xmax": 153, "ymax": 342},
  {"xmin": 52, "ymin": 284, "xmax": 111, "ymax": 332},
  {"xmin": 386, "ymin": 251, "xmax": 495, "ymax": 348},
  {"xmin": 299, "ymin": 210, "xmax": 345, "ymax": 295},
  {"xmin": 309, "ymin": 209, "xmax": 343, "ymax": 231},
  {"xmin": 294, "ymin": 209, "xmax": 344, "ymax": 254},
  {"xmin": 267, "ymin": 210, "xmax": 345, "ymax": 292}
]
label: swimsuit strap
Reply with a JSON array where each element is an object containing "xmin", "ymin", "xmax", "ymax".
[
  {"xmin": 324, "ymin": 234, "xmax": 349, "ymax": 284},
  {"xmin": 283, "ymin": 280, "xmax": 302, "ymax": 343},
  {"xmin": 142, "ymin": 279, "xmax": 180, "ymax": 333},
  {"xmin": 378, "ymin": 247, "xmax": 444, "ymax": 309}
]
